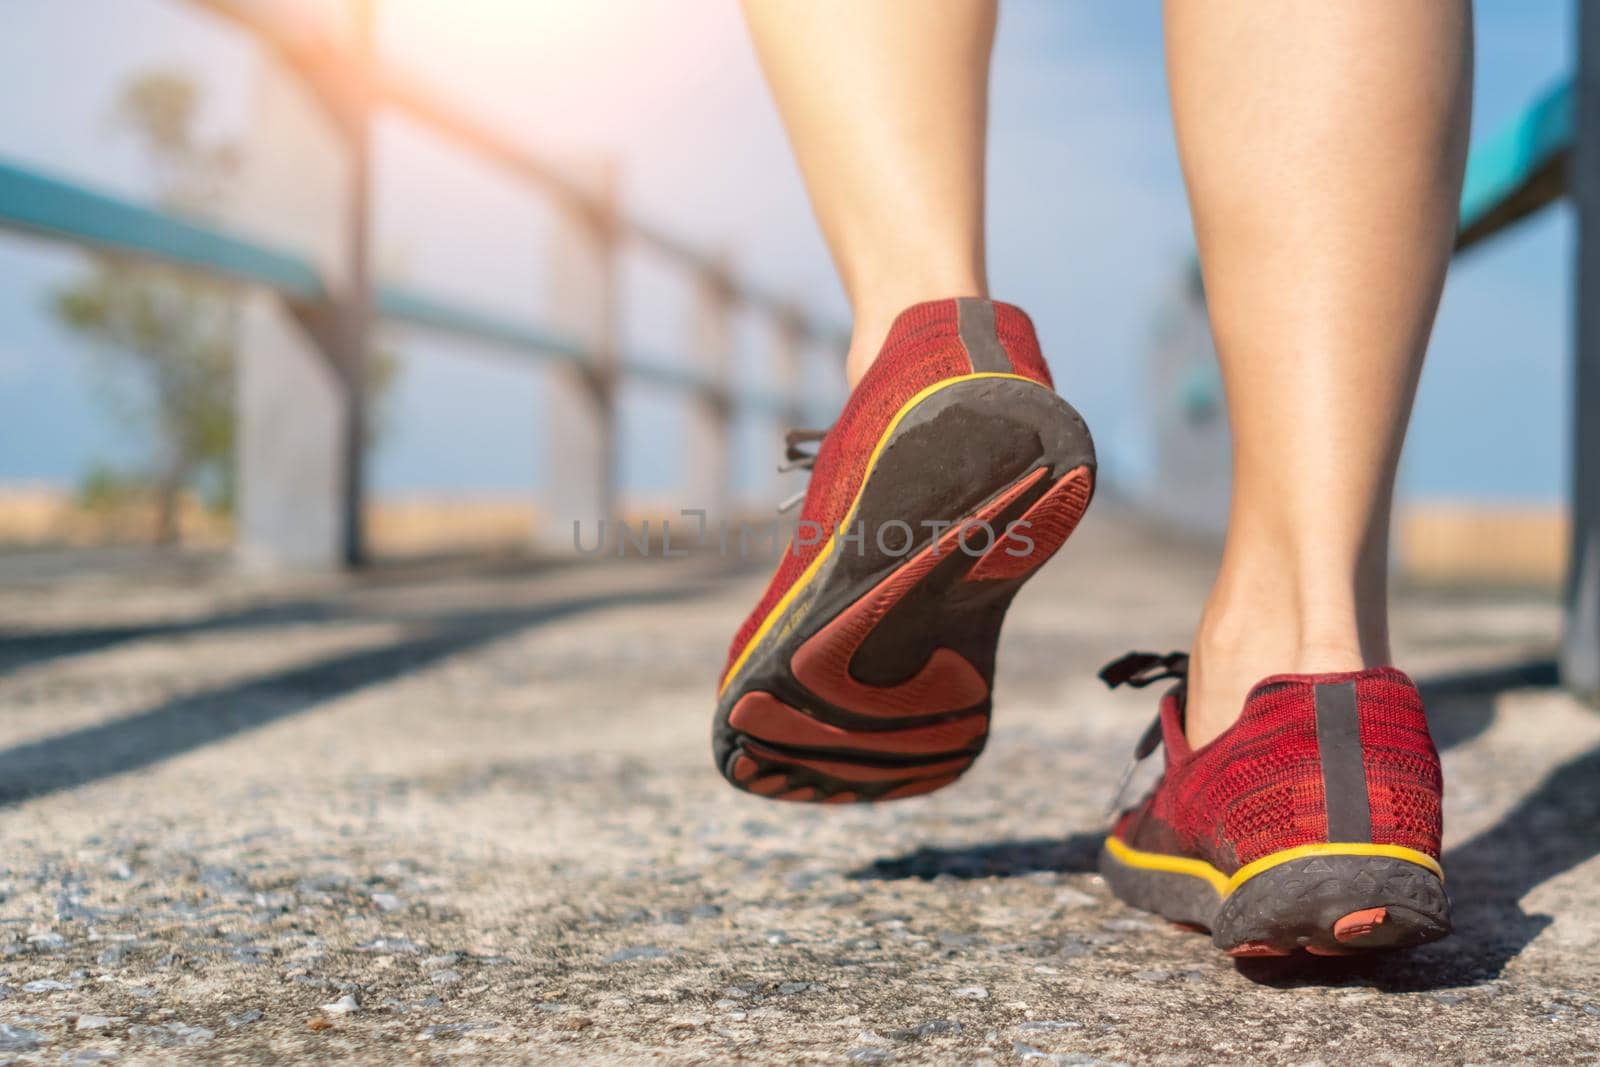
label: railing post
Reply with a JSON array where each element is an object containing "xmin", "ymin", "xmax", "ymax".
[
  {"xmin": 335, "ymin": 0, "xmax": 375, "ymax": 567},
  {"xmin": 1565, "ymin": 3, "xmax": 1600, "ymax": 699},
  {"xmin": 230, "ymin": 2, "xmax": 369, "ymax": 571},
  {"xmin": 687, "ymin": 261, "xmax": 736, "ymax": 523},
  {"xmin": 541, "ymin": 161, "xmax": 620, "ymax": 554}
]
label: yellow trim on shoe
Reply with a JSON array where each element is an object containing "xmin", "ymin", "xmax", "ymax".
[
  {"xmin": 1102, "ymin": 833, "xmax": 1230, "ymax": 896},
  {"xmin": 717, "ymin": 371, "xmax": 1046, "ymax": 696},
  {"xmin": 1103, "ymin": 835, "xmax": 1444, "ymax": 900}
]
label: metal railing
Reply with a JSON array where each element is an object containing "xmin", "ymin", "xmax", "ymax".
[{"xmin": 0, "ymin": 0, "xmax": 845, "ymax": 568}]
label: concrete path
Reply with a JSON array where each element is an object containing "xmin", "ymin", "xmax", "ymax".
[{"xmin": 0, "ymin": 510, "xmax": 1596, "ymax": 1064}]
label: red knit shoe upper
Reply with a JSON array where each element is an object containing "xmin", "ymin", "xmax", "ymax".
[
  {"xmin": 719, "ymin": 299, "xmax": 1053, "ymax": 689},
  {"xmin": 1113, "ymin": 667, "xmax": 1443, "ymax": 873}
]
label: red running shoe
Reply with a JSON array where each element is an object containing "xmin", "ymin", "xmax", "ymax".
[
  {"xmin": 1097, "ymin": 652, "xmax": 1451, "ymax": 956},
  {"xmin": 714, "ymin": 299, "xmax": 1095, "ymax": 803}
]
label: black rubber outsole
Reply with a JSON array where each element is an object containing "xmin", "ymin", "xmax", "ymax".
[
  {"xmin": 1099, "ymin": 844, "xmax": 1452, "ymax": 956},
  {"xmin": 713, "ymin": 376, "xmax": 1095, "ymax": 803}
]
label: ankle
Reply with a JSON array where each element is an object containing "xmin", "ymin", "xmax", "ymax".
[
  {"xmin": 845, "ymin": 330, "xmax": 889, "ymax": 388},
  {"xmin": 1185, "ymin": 601, "xmax": 1384, "ymax": 750}
]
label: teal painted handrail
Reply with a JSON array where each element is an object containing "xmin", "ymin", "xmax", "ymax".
[
  {"xmin": 375, "ymin": 285, "xmax": 587, "ymax": 365},
  {"xmin": 0, "ymin": 156, "xmax": 779, "ymax": 400},
  {"xmin": 0, "ymin": 159, "xmax": 325, "ymax": 300},
  {"xmin": 1458, "ymin": 78, "xmax": 1573, "ymax": 241}
]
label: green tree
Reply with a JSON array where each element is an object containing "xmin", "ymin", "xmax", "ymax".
[
  {"xmin": 52, "ymin": 71, "xmax": 240, "ymax": 543},
  {"xmin": 51, "ymin": 70, "xmax": 398, "ymax": 545}
]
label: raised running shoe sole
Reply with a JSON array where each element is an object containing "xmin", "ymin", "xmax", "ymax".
[
  {"xmin": 714, "ymin": 373, "xmax": 1095, "ymax": 803},
  {"xmin": 1099, "ymin": 837, "xmax": 1452, "ymax": 956}
]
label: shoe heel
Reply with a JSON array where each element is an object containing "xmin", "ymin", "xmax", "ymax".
[{"xmin": 1213, "ymin": 851, "xmax": 1451, "ymax": 955}]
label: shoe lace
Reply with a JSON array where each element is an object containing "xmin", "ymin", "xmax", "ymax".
[
  {"xmin": 1098, "ymin": 650, "xmax": 1189, "ymax": 818},
  {"xmin": 775, "ymin": 428, "xmax": 828, "ymax": 514},
  {"xmin": 1098, "ymin": 650, "xmax": 1190, "ymax": 690}
]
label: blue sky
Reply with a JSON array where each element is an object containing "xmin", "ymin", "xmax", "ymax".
[{"xmin": 0, "ymin": 0, "xmax": 1576, "ymax": 507}]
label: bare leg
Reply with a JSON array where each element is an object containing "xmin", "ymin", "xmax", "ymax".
[
  {"xmin": 1165, "ymin": 0, "xmax": 1473, "ymax": 746},
  {"xmin": 740, "ymin": 0, "xmax": 995, "ymax": 385}
]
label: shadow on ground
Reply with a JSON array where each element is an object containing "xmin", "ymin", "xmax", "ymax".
[
  {"xmin": 849, "ymin": 833, "xmax": 1104, "ymax": 881},
  {"xmin": 852, "ymin": 658, "xmax": 1600, "ymax": 991},
  {"xmin": 0, "ymin": 571, "xmax": 729, "ymax": 806},
  {"xmin": 0, "ymin": 556, "xmax": 578, "ymax": 675}
]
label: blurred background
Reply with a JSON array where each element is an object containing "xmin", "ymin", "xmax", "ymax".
[
  {"xmin": 3, "ymin": 7, "xmax": 1600, "ymax": 1050},
  {"xmin": 0, "ymin": 0, "xmax": 1577, "ymax": 587}
]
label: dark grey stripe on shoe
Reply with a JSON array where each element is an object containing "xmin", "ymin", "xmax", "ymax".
[
  {"xmin": 1314, "ymin": 681, "xmax": 1373, "ymax": 842},
  {"xmin": 956, "ymin": 298, "xmax": 1012, "ymax": 373}
]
